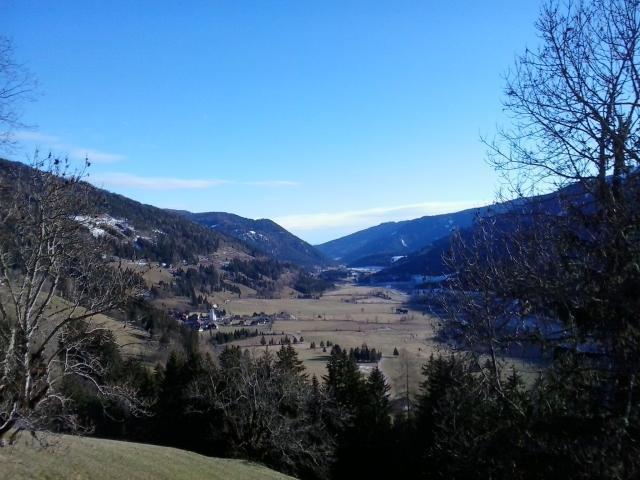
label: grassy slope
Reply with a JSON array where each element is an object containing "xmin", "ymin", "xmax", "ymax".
[{"xmin": 1, "ymin": 433, "xmax": 295, "ymax": 480}]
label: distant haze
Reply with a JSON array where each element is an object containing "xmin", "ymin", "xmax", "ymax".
[{"xmin": 276, "ymin": 200, "xmax": 488, "ymax": 244}]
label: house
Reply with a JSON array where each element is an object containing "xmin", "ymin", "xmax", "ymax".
[
  {"xmin": 183, "ymin": 311, "xmax": 220, "ymax": 331},
  {"xmin": 395, "ymin": 308, "xmax": 409, "ymax": 314},
  {"xmin": 198, "ymin": 322, "xmax": 218, "ymax": 332}
]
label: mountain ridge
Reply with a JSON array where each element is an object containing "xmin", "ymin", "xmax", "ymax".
[
  {"xmin": 172, "ymin": 210, "xmax": 333, "ymax": 268},
  {"xmin": 315, "ymin": 206, "xmax": 485, "ymax": 266}
]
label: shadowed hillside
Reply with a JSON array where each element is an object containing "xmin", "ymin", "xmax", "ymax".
[{"xmin": 315, "ymin": 207, "xmax": 483, "ymax": 266}]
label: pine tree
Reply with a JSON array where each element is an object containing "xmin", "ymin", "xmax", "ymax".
[
  {"xmin": 276, "ymin": 344, "xmax": 306, "ymax": 376},
  {"xmin": 329, "ymin": 356, "xmax": 389, "ymax": 478},
  {"xmin": 308, "ymin": 374, "xmax": 323, "ymax": 423},
  {"xmin": 324, "ymin": 345, "xmax": 364, "ymax": 409},
  {"xmin": 365, "ymin": 367, "xmax": 392, "ymax": 431},
  {"xmin": 155, "ymin": 351, "xmax": 202, "ymax": 448}
]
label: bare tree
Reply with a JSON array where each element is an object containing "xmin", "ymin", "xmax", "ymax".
[
  {"xmin": 441, "ymin": 206, "xmax": 574, "ymax": 416},
  {"xmin": 0, "ymin": 155, "xmax": 145, "ymax": 442},
  {"xmin": 189, "ymin": 347, "xmax": 334, "ymax": 478},
  {"xmin": 0, "ymin": 36, "xmax": 36, "ymax": 150},
  {"xmin": 443, "ymin": 0, "xmax": 640, "ymax": 423},
  {"xmin": 488, "ymin": 0, "xmax": 640, "ymax": 202}
]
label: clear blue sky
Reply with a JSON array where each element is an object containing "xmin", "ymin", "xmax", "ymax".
[{"xmin": 3, "ymin": 1, "xmax": 542, "ymax": 243}]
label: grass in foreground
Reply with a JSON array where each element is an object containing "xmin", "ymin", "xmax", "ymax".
[{"xmin": 1, "ymin": 433, "xmax": 295, "ymax": 480}]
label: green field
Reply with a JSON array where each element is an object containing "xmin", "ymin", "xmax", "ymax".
[{"xmin": 1, "ymin": 433, "xmax": 295, "ymax": 480}]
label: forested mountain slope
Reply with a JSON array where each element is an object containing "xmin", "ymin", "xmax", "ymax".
[
  {"xmin": 316, "ymin": 207, "xmax": 483, "ymax": 266},
  {"xmin": 0, "ymin": 158, "xmax": 249, "ymax": 264},
  {"xmin": 174, "ymin": 210, "xmax": 331, "ymax": 267}
]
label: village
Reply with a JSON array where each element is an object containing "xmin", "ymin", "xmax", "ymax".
[{"xmin": 169, "ymin": 307, "xmax": 297, "ymax": 332}]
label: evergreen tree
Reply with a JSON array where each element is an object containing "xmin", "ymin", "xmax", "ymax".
[
  {"xmin": 154, "ymin": 351, "xmax": 206, "ymax": 450},
  {"xmin": 364, "ymin": 367, "xmax": 392, "ymax": 431},
  {"xmin": 328, "ymin": 354, "xmax": 392, "ymax": 479},
  {"xmin": 307, "ymin": 374, "xmax": 323, "ymax": 424},
  {"xmin": 276, "ymin": 344, "xmax": 306, "ymax": 376},
  {"xmin": 324, "ymin": 345, "xmax": 364, "ymax": 410}
]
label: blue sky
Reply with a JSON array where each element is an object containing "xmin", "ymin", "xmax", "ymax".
[{"xmin": 3, "ymin": 1, "xmax": 542, "ymax": 243}]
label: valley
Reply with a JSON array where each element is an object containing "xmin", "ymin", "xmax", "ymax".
[
  {"xmin": 204, "ymin": 283, "xmax": 439, "ymax": 395},
  {"xmin": 0, "ymin": 158, "xmax": 547, "ymax": 402},
  {"xmin": 130, "ymin": 258, "xmax": 543, "ymax": 398},
  {"xmin": 133, "ymin": 257, "xmax": 440, "ymax": 396}
]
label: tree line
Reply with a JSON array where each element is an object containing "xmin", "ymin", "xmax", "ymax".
[{"xmin": 210, "ymin": 328, "xmax": 259, "ymax": 345}]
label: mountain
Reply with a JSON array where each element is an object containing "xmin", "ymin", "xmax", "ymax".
[
  {"xmin": 174, "ymin": 211, "xmax": 332, "ymax": 267},
  {"xmin": 316, "ymin": 207, "xmax": 485, "ymax": 266},
  {"xmin": 371, "ymin": 235, "xmax": 453, "ymax": 279},
  {"xmin": 0, "ymin": 158, "xmax": 249, "ymax": 264},
  {"xmin": 317, "ymin": 179, "xmax": 595, "ymax": 271},
  {"xmin": 370, "ymin": 183, "xmax": 594, "ymax": 281}
]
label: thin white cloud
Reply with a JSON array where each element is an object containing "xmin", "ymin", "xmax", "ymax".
[
  {"xmin": 242, "ymin": 180, "xmax": 300, "ymax": 187},
  {"xmin": 12, "ymin": 131, "xmax": 61, "ymax": 143},
  {"xmin": 12, "ymin": 130, "xmax": 126, "ymax": 164},
  {"xmin": 90, "ymin": 173, "xmax": 229, "ymax": 190},
  {"xmin": 275, "ymin": 201, "xmax": 488, "ymax": 232},
  {"xmin": 67, "ymin": 147, "xmax": 126, "ymax": 164},
  {"xmin": 89, "ymin": 172, "xmax": 300, "ymax": 191}
]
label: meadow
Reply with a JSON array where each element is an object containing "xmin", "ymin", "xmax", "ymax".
[
  {"xmin": 131, "ymin": 264, "xmax": 541, "ymax": 397},
  {"xmin": 1, "ymin": 433, "xmax": 293, "ymax": 480},
  {"xmin": 214, "ymin": 283, "xmax": 445, "ymax": 396}
]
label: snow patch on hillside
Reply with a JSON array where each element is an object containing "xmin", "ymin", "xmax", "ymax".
[{"xmin": 73, "ymin": 214, "xmax": 157, "ymax": 244}]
